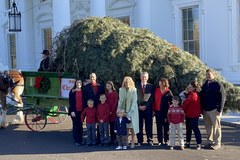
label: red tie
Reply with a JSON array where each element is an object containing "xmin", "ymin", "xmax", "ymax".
[
  {"xmin": 91, "ymin": 83, "xmax": 98, "ymax": 95},
  {"xmin": 142, "ymin": 85, "xmax": 146, "ymax": 94}
]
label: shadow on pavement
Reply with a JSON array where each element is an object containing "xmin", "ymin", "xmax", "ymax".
[
  {"xmin": 0, "ymin": 120, "xmax": 239, "ymax": 155},
  {"xmin": 0, "ymin": 125, "xmax": 165, "ymax": 155}
]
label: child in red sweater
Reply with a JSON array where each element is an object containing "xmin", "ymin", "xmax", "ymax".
[
  {"xmin": 167, "ymin": 96, "xmax": 185, "ymax": 150},
  {"xmin": 81, "ymin": 99, "xmax": 97, "ymax": 146},
  {"xmin": 97, "ymin": 94, "xmax": 110, "ymax": 146}
]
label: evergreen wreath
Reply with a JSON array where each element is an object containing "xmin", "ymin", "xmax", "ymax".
[{"xmin": 39, "ymin": 76, "xmax": 50, "ymax": 94}]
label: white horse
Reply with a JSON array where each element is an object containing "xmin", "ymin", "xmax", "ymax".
[{"xmin": 0, "ymin": 70, "xmax": 24, "ymax": 128}]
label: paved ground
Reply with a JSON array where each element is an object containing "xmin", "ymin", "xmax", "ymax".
[
  {"xmin": 0, "ymin": 115, "xmax": 239, "ymax": 160},
  {"xmin": 221, "ymin": 111, "xmax": 240, "ymax": 127}
]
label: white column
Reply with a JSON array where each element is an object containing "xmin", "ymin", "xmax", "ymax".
[
  {"xmin": 90, "ymin": 0, "xmax": 106, "ymax": 17},
  {"xmin": 0, "ymin": 0, "xmax": 8, "ymax": 70},
  {"xmin": 16, "ymin": 0, "xmax": 35, "ymax": 70},
  {"xmin": 52, "ymin": 0, "xmax": 71, "ymax": 35},
  {"xmin": 135, "ymin": 0, "xmax": 151, "ymax": 29},
  {"xmin": 228, "ymin": 0, "xmax": 239, "ymax": 65}
]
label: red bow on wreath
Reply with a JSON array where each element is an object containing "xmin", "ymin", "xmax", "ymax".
[{"xmin": 35, "ymin": 77, "xmax": 43, "ymax": 89}]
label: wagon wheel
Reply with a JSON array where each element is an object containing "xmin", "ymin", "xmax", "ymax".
[
  {"xmin": 24, "ymin": 108, "xmax": 47, "ymax": 131},
  {"xmin": 47, "ymin": 106, "xmax": 68, "ymax": 124}
]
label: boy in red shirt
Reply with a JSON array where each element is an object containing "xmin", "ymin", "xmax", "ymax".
[
  {"xmin": 167, "ymin": 96, "xmax": 185, "ymax": 150},
  {"xmin": 81, "ymin": 99, "xmax": 97, "ymax": 146},
  {"xmin": 97, "ymin": 94, "xmax": 110, "ymax": 146}
]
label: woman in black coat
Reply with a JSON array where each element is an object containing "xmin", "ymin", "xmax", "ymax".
[
  {"xmin": 69, "ymin": 80, "xmax": 84, "ymax": 145},
  {"xmin": 153, "ymin": 78, "xmax": 173, "ymax": 145}
]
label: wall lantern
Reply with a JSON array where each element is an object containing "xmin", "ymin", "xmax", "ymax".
[{"xmin": 8, "ymin": 2, "xmax": 21, "ymax": 32}]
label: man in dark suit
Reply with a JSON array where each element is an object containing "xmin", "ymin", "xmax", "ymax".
[
  {"xmin": 83, "ymin": 73, "xmax": 104, "ymax": 108},
  {"xmin": 83, "ymin": 73, "xmax": 104, "ymax": 144},
  {"xmin": 136, "ymin": 72, "xmax": 154, "ymax": 146}
]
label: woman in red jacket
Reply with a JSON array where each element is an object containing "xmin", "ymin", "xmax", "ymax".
[
  {"xmin": 153, "ymin": 78, "xmax": 173, "ymax": 146},
  {"xmin": 105, "ymin": 81, "xmax": 118, "ymax": 145},
  {"xmin": 182, "ymin": 80, "xmax": 202, "ymax": 150}
]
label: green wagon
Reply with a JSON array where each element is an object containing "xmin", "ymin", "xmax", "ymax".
[{"xmin": 21, "ymin": 71, "xmax": 75, "ymax": 131}]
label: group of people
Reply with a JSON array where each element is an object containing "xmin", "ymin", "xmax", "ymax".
[{"xmin": 68, "ymin": 69, "xmax": 226, "ymax": 150}]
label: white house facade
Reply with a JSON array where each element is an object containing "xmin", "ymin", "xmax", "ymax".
[{"xmin": 0, "ymin": 0, "xmax": 240, "ymax": 84}]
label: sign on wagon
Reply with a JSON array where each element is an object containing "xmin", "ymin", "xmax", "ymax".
[{"xmin": 61, "ymin": 78, "xmax": 75, "ymax": 98}]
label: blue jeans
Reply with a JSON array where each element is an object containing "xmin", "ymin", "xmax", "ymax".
[
  {"xmin": 185, "ymin": 117, "xmax": 202, "ymax": 144},
  {"xmin": 87, "ymin": 123, "xmax": 96, "ymax": 145},
  {"xmin": 98, "ymin": 122, "xmax": 109, "ymax": 144}
]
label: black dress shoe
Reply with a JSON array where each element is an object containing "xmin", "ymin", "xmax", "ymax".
[
  {"xmin": 75, "ymin": 143, "xmax": 82, "ymax": 146},
  {"xmin": 163, "ymin": 142, "xmax": 168, "ymax": 146},
  {"xmin": 185, "ymin": 143, "xmax": 190, "ymax": 148},
  {"xmin": 204, "ymin": 143, "xmax": 212, "ymax": 149}
]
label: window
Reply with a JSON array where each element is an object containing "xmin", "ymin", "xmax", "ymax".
[
  {"xmin": 42, "ymin": 28, "xmax": 52, "ymax": 51},
  {"xmin": 8, "ymin": 34, "xmax": 16, "ymax": 69},
  {"xmin": 116, "ymin": 16, "xmax": 130, "ymax": 26},
  {"xmin": 5, "ymin": 0, "xmax": 11, "ymax": 10},
  {"xmin": 182, "ymin": 6, "xmax": 199, "ymax": 57}
]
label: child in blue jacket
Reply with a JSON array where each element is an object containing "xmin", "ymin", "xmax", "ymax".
[{"xmin": 114, "ymin": 109, "xmax": 131, "ymax": 150}]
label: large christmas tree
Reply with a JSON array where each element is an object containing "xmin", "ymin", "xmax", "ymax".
[{"xmin": 51, "ymin": 17, "xmax": 240, "ymax": 111}]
